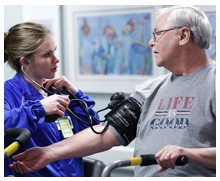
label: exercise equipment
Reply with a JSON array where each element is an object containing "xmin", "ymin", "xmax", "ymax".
[
  {"xmin": 4, "ymin": 128, "xmax": 31, "ymax": 160},
  {"xmin": 101, "ymin": 154, "xmax": 188, "ymax": 177}
]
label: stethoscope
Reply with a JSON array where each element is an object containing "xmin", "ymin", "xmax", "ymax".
[{"xmin": 21, "ymin": 66, "xmax": 126, "ymax": 134}]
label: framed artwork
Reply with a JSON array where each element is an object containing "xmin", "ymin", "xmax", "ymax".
[
  {"xmin": 68, "ymin": 6, "xmax": 164, "ymax": 94},
  {"xmin": 76, "ymin": 11, "xmax": 153, "ymax": 76},
  {"xmin": 205, "ymin": 13, "xmax": 216, "ymax": 61}
]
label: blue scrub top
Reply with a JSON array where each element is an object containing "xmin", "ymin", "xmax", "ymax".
[{"xmin": 4, "ymin": 73, "xmax": 100, "ymax": 177}]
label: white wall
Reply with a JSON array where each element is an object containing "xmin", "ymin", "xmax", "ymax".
[{"xmin": 4, "ymin": 5, "xmax": 22, "ymax": 81}]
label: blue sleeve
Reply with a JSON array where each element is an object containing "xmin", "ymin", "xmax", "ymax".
[
  {"xmin": 4, "ymin": 91, "xmax": 45, "ymax": 133},
  {"xmin": 65, "ymin": 89, "xmax": 100, "ymax": 133}
]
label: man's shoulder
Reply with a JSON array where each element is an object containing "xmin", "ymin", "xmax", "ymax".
[
  {"xmin": 134, "ymin": 73, "xmax": 171, "ymax": 92},
  {"xmin": 130, "ymin": 73, "xmax": 171, "ymax": 105}
]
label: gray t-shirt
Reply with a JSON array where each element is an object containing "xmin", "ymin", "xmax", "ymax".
[{"xmin": 110, "ymin": 61, "xmax": 216, "ymax": 176}]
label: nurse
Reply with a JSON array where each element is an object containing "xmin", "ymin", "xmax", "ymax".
[{"xmin": 4, "ymin": 22, "xmax": 100, "ymax": 177}]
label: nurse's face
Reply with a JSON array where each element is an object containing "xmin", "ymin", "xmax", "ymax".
[{"xmin": 28, "ymin": 34, "xmax": 59, "ymax": 83}]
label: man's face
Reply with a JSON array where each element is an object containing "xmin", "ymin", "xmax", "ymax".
[{"xmin": 149, "ymin": 12, "xmax": 180, "ymax": 70}]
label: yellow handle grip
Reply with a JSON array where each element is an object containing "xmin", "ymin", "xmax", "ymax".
[
  {"xmin": 129, "ymin": 157, "xmax": 142, "ymax": 166},
  {"xmin": 4, "ymin": 142, "xmax": 19, "ymax": 158}
]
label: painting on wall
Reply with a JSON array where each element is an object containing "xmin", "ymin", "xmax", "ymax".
[
  {"xmin": 75, "ymin": 9, "xmax": 153, "ymax": 77},
  {"xmin": 205, "ymin": 13, "xmax": 216, "ymax": 61}
]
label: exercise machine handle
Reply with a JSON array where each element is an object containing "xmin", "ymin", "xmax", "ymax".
[
  {"xmin": 4, "ymin": 128, "xmax": 31, "ymax": 160},
  {"xmin": 140, "ymin": 154, "xmax": 188, "ymax": 166},
  {"xmin": 101, "ymin": 154, "xmax": 188, "ymax": 177}
]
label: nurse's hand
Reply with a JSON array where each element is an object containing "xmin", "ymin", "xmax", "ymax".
[
  {"xmin": 40, "ymin": 94, "xmax": 70, "ymax": 118},
  {"xmin": 44, "ymin": 75, "xmax": 78, "ymax": 95},
  {"xmin": 9, "ymin": 147, "xmax": 51, "ymax": 174}
]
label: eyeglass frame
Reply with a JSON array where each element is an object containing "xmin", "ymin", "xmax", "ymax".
[{"xmin": 152, "ymin": 27, "xmax": 183, "ymax": 41}]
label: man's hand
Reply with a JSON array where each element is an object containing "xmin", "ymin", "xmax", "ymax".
[
  {"xmin": 155, "ymin": 145, "xmax": 216, "ymax": 172},
  {"xmin": 155, "ymin": 145, "xmax": 191, "ymax": 172},
  {"xmin": 9, "ymin": 147, "xmax": 51, "ymax": 174}
]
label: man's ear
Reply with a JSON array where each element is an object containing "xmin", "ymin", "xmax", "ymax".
[{"xmin": 179, "ymin": 27, "xmax": 191, "ymax": 46}]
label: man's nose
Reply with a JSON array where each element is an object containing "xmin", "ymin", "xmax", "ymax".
[{"xmin": 148, "ymin": 38, "xmax": 155, "ymax": 47}]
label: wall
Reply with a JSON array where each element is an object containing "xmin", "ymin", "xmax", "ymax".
[{"xmin": 4, "ymin": 5, "xmax": 22, "ymax": 81}]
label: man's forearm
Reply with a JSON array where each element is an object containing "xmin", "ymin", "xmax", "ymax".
[
  {"xmin": 190, "ymin": 147, "xmax": 216, "ymax": 169},
  {"xmin": 46, "ymin": 124, "xmax": 121, "ymax": 162}
]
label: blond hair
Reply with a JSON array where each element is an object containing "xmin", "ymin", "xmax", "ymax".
[{"xmin": 4, "ymin": 22, "xmax": 51, "ymax": 72}]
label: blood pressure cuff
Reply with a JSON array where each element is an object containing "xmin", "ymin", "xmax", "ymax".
[{"xmin": 104, "ymin": 97, "xmax": 142, "ymax": 146}]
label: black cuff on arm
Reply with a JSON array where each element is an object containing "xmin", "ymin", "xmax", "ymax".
[{"xmin": 104, "ymin": 97, "xmax": 142, "ymax": 146}]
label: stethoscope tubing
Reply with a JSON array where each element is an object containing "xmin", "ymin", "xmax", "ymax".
[{"xmin": 21, "ymin": 66, "xmax": 108, "ymax": 134}]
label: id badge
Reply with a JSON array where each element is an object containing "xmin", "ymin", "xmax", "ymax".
[{"xmin": 57, "ymin": 116, "xmax": 74, "ymax": 138}]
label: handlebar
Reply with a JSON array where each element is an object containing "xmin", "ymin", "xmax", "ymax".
[
  {"xmin": 101, "ymin": 154, "xmax": 188, "ymax": 177},
  {"xmin": 140, "ymin": 154, "xmax": 188, "ymax": 166},
  {"xmin": 4, "ymin": 128, "xmax": 31, "ymax": 160}
]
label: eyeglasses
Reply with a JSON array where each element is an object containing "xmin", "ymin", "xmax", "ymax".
[{"xmin": 152, "ymin": 27, "xmax": 183, "ymax": 42}]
